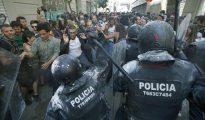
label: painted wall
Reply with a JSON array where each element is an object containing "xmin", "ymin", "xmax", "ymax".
[
  {"xmin": 0, "ymin": 0, "xmax": 9, "ymax": 24},
  {"xmin": 3, "ymin": 0, "xmax": 42, "ymax": 22},
  {"xmin": 71, "ymin": 0, "xmax": 87, "ymax": 13},
  {"xmin": 69, "ymin": 0, "xmax": 77, "ymax": 12}
]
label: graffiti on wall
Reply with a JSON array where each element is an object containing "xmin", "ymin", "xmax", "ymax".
[
  {"xmin": 42, "ymin": 0, "xmax": 66, "ymax": 11},
  {"xmin": 0, "ymin": 13, "xmax": 6, "ymax": 25},
  {"xmin": 42, "ymin": 0, "xmax": 66, "ymax": 20}
]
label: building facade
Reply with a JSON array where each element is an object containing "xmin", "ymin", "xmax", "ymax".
[
  {"xmin": 131, "ymin": 0, "xmax": 147, "ymax": 14},
  {"xmin": 2, "ymin": 0, "xmax": 42, "ymax": 22},
  {"xmin": 1, "ymin": 0, "xmax": 97, "ymax": 23},
  {"xmin": 131, "ymin": 0, "xmax": 205, "ymax": 17},
  {"xmin": 182, "ymin": 0, "xmax": 205, "ymax": 17}
]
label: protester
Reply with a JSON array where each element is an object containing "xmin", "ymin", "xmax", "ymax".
[
  {"xmin": 0, "ymin": 24, "xmax": 19, "ymax": 54},
  {"xmin": 20, "ymin": 22, "xmax": 60, "ymax": 92},
  {"xmin": 30, "ymin": 20, "xmax": 40, "ymax": 38},
  {"xmin": 16, "ymin": 16, "xmax": 29, "ymax": 31},
  {"xmin": 10, "ymin": 21, "xmax": 23, "ymax": 50}
]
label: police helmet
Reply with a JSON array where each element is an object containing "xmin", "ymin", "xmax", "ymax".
[
  {"xmin": 51, "ymin": 55, "xmax": 82, "ymax": 83},
  {"xmin": 138, "ymin": 21, "xmax": 175, "ymax": 54},
  {"xmin": 128, "ymin": 24, "xmax": 141, "ymax": 40}
]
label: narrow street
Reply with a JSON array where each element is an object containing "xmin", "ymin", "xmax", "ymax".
[{"xmin": 20, "ymin": 85, "xmax": 52, "ymax": 120}]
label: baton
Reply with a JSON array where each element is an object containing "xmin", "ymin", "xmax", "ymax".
[{"xmin": 92, "ymin": 38, "xmax": 134, "ymax": 83}]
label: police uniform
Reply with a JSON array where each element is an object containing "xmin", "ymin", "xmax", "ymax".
[
  {"xmin": 112, "ymin": 24, "xmax": 141, "ymax": 67},
  {"xmin": 114, "ymin": 21, "xmax": 205, "ymax": 120},
  {"xmin": 112, "ymin": 25, "xmax": 141, "ymax": 120},
  {"xmin": 114, "ymin": 50, "xmax": 205, "ymax": 120},
  {"xmin": 184, "ymin": 41, "xmax": 205, "ymax": 120},
  {"xmin": 45, "ymin": 77, "xmax": 109, "ymax": 120},
  {"xmin": 45, "ymin": 54, "xmax": 111, "ymax": 120}
]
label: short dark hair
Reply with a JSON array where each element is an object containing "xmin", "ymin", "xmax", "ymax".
[
  {"xmin": 134, "ymin": 16, "xmax": 141, "ymax": 21},
  {"xmin": 22, "ymin": 30, "xmax": 35, "ymax": 43},
  {"xmin": 16, "ymin": 16, "xmax": 26, "ymax": 22},
  {"xmin": 0, "ymin": 24, "xmax": 11, "ymax": 31},
  {"xmin": 30, "ymin": 20, "xmax": 39, "ymax": 25},
  {"xmin": 196, "ymin": 15, "xmax": 205, "ymax": 24},
  {"xmin": 37, "ymin": 22, "xmax": 51, "ymax": 32},
  {"xmin": 10, "ymin": 21, "xmax": 22, "ymax": 28}
]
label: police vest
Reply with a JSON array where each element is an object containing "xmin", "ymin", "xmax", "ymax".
[
  {"xmin": 66, "ymin": 80, "xmax": 108, "ymax": 120},
  {"xmin": 48, "ymin": 77, "xmax": 109, "ymax": 120},
  {"xmin": 123, "ymin": 59, "xmax": 197, "ymax": 120}
]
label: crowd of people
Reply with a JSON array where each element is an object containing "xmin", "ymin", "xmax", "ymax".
[{"xmin": 0, "ymin": 9, "xmax": 205, "ymax": 120}]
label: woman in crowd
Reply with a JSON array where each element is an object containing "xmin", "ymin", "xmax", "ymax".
[{"xmin": 20, "ymin": 31, "xmax": 40, "ymax": 105}]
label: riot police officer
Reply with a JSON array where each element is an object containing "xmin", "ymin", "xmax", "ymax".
[
  {"xmin": 112, "ymin": 24, "xmax": 142, "ymax": 66},
  {"xmin": 112, "ymin": 24, "xmax": 142, "ymax": 119},
  {"xmin": 125, "ymin": 24, "xmax": 142, "ymax": 62},
  {"xmin": 45, "ymin": 54, "xmax": 110, "ymax": 120},
  {"xmin": 184, "ymin": 41, "xmax": 205, "ymax": 120},
  {"xmin": 114, "ymin": 21, "xmax": 205, "ymax": 120}
]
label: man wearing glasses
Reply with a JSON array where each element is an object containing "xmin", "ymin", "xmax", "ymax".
[
  {"xmin": 20, "ymin": 22, "xmax": 60, "ymax": 93},
  {"xmin": 30, "ymin": 20, "xmax": 40, "ymax": 38}
]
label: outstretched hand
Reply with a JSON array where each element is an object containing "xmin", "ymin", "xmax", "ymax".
[
  {"xmin": 80, "ymin": 33, "xmax": 87, "ymax": 39},
  {"xmin": 63, "ymin": 34, "xmax": 69, "ymax": 44},
  {"xmin": 19, "ymin": 52, "xmax": 27, "ymax": 61}
]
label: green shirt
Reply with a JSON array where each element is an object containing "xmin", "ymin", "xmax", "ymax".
[
  {"xmin": 13, "ymin": 34, "xmax": 23, "ymax": 50},
  {"xmin": 30, "ymin": 36, "xmax": 60, "ymax": 63}
]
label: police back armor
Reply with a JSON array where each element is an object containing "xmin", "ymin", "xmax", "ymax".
[
  {"xmin": 114, "ymin": 50, "xmax": 201, "ymax": 120},
  {"xmin": 45, "ymin": 57, "xmax": 111, "ymax": 120},
  {"xmin": 45, "ymin": 77, "xmax": 109, "ymax": 120}
]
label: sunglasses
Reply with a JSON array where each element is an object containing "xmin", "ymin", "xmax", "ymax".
[{"xmin": 31, "ymin": 26, "xmax": 37, "ymax": 28}]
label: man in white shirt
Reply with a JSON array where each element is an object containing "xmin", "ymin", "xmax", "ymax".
[
  {"xmin": 61, "ymin": 25, "xmax": 91, "ymax": 70},
  {"xmin": 68, "ymin": 29, "xmax": 83, "ymax": 58}
]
